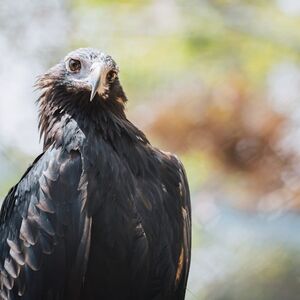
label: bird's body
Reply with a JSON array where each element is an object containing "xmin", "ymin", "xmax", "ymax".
[{"xmin": 0, "ymin": 48, "xmax": 191, "ymax": 300}]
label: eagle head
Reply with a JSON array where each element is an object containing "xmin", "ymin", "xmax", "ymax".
[
  {"xmin": 37, "ymin": 48, "xmax": 126, "ymax": 103},
  {"xmin": 36, "ymin": 48, "xmax": 129, "ymax": 149}
]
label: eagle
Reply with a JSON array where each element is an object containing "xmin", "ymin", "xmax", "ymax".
[{"xmin": 0, "ymin": 48, "xmax": 191, "ymax": 300}]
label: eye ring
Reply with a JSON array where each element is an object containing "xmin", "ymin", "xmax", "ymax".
[
  {"xmin": 106, "ymin": 70, "xmax": 118, "ymax": 83},
  {"xmin": 68, "ymin": 59, "xmax": 81, "ymax": 72}
]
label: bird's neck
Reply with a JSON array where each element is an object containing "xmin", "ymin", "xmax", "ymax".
[{"xmin": 38, "ymin": 86, "xmax": 130, "ymax": 150}]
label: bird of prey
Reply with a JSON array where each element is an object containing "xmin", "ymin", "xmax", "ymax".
[{"xmin": 0, "ymin": 48, "xmax": 191, "ymax": 300}]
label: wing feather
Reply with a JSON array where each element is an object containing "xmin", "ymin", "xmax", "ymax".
[
  {"xmin": 160, "ymin": 153, "xmax": 191, "ymax": 299},
  {"xmin": 172, "ymin": 155, "xmax": 191, "ymax": 300},
  {"xmin": 0, "ymin": 146, "xmax": 91, "ymax": 300}
]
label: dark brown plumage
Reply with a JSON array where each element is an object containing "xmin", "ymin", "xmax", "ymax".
[{"xmin": 0, "ymin": 48, "xmax": 191, "ymax": 300}]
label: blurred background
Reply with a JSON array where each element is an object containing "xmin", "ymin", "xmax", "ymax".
[{"xmin": 1, "ymin": 0, "xmax": 300, "ymax": 299}]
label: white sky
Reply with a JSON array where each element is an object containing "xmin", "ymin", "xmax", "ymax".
[
  {"xmin": 0, "ymin": 0, "xmax": 69, "ymax": 155},
  {"xmin": 277, "ymin": 0, "xmax": 300, "ymax": 15}
]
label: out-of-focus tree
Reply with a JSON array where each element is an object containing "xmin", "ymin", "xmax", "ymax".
[{"xmin": 204, "ymin": 248, "xmax": 300, "ymax": 300}]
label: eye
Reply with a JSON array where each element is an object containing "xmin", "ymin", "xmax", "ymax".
[
  {"xmin": 68, "ymin": 59, "xmax": 81, "ymax": 72},
  {"xmin": 106, "ymin": 70, "xmax": 117, "ymax": 83}
]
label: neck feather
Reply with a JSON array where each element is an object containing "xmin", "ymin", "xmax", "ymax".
[{"xmin": 37, "ymin": 85, "xmax": 131, "ymax": 150}]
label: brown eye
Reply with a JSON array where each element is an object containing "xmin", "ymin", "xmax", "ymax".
[
  {"xmin": 68, "ymin": 59, "xmax": 81, "ymax": 72},
  {"xmin": 106, "ymin": 70, "xmax": 117, "ymax": 82}
]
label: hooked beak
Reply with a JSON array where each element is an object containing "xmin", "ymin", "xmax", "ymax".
[{"xmin": 89, "ymin": 62, "xmax": 105, "ymax": 101}]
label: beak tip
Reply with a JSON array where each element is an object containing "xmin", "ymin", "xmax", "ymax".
[
  {"xmin": 90, "ymin": 91, "xmax": 96, "ymax": 102},
  {"xmin": 89, "ymin": 62, "xmax": 103, "ymax": 102}
]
